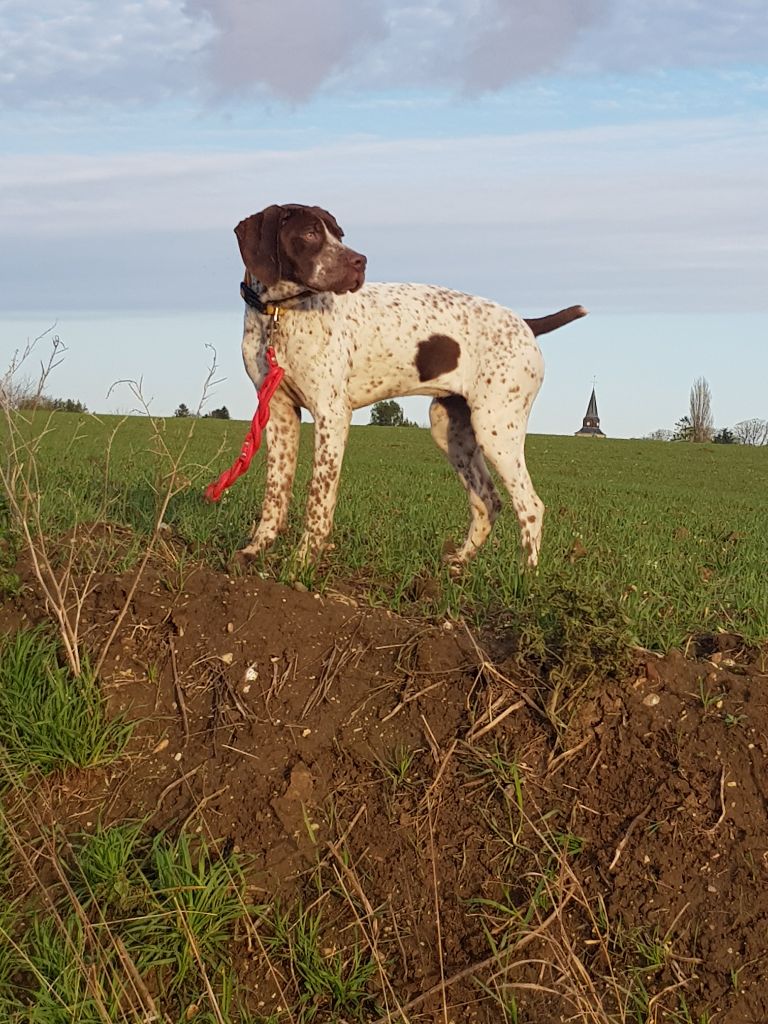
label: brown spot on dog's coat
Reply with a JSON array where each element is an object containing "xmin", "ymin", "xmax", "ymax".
[{"xmin": 415, "ymin": 334, "xmax": 460, "ymax": 382}]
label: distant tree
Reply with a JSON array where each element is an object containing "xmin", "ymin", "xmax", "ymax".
[
  {"xmin": 672, "ymin": 415, "xmax": 693, "ymax": 442},
  {"xmin": 204, "ymin": 406, "xmax": 230, "ymax": 420},
  {"xmin": 53, "ymin": 397, "xmax": 87, "ymax": 413},
  {"xmin": 689, "ymin": 377, "xmax": 714, "ymax": 443},
  {"xmin": 174, "ymin": 403, "xmax": 191, "ymax": 418},
  {"xmin": 733, "ymin": 418, "xmax": 768, "ymax": 446},
  {"xmin": 713, "ymin": 427, "xmax": 736, "ymax": 444},
  {"xmin": 645, "ymin": 428, "xmax": 673, "ymax": 441},
  {"xmin": 16, "ymin": 395, "xmax": 87, "ymax": 412},
  {"xmin": 15, "ymin": 396, "xmax": 39, "ymax": 410},
  {"xmin": 370, "ymin": 400, "xmax": 405, "ymax": 426}
]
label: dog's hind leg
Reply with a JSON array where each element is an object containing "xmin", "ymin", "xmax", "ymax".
[
  {"xmin": 429, "ymin": 396, "xmax": 503, "ymax": 566},
  {"xmin": 469, "ymin": 400, "xmax": 544, "ymax": 569}
]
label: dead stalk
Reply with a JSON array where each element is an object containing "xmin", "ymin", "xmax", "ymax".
[{"xmin": 169, "ymin": 634, "xmax": 190, "ymax": 748}]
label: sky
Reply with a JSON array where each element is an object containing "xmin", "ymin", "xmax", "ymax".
[{"xmin": 1, "ymin": 0, "xmax": 767, "ymax": 436}]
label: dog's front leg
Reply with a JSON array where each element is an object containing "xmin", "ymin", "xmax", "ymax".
[
  {"xmin": 238, "ymin": 390, "xmax": 301, "ymax": 560},
  {"xmin": 296, "ymin": 407, "xmax": 351, "ymax": 562}
]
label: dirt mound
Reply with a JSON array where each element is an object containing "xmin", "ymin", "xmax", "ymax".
[{"xmin": 2, "ymin": 561, "xmax": 767, "ymax": 1022}]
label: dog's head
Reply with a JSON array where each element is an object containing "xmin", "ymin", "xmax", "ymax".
[{"xmin": 234, "ymin": 204, "xmax": 366, "ymax": 295}]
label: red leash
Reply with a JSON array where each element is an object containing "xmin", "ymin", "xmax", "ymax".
[{"xmin": 204, "ymin": 346, "xmax": 284, "ymax": 502}]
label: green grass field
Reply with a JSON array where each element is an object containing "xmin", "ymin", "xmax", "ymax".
[{"xmin": 6, "ymin": 411, "xmax": 768, "ymax": 649}]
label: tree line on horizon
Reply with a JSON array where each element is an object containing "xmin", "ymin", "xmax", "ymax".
[
  {"xmin": 5, "ymin": 381, "xmax": 764, "ymax": 444},
  {"xmin": 173, "ymin": 403, "xmax": 230, "ymax": 419}
]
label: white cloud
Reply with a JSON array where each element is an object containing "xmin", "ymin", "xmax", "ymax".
[
  {"xmin": 185, "ymin": 0, "xmax": 608, "ymax": 99},
  {"xmin": 2, "ymin": 0, "xmax": 767, "ymax": 107},
  {"xmin": 0, "ymin": 0, "xmax": 212, "ymax": 105},
  {"xmin": 185, "ymin": 0, "xmax": 389, "ymax": 100}
]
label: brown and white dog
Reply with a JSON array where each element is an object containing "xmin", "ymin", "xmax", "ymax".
[{"xmin": 233, "ymin": 203, "xmax": 586, "ymax": 569}]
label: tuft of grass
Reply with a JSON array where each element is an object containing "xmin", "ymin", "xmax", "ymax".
[
  {"xmin": 68, "ymin": 825, "xmax": 251, "ymax": 994},
  {"xmin": 550, "ymin": 830, "xmax": 585, "ymax": 858},
  {"xmin": 148, "ymin": 830, "xmax": 250, "ymax": 992},
  {"xmin": 265, "ymin": 902, "xmax": 379, "ymax": 1022},
  {"xmin": 486, "ymin": 578, "xmax": 636, "ymax": 737},
  {"xmin": 0, "ymin": 822, "xmax": 256, "ymax": 1021},
  {"xmin": 0, "ymin": 569, "xmax": 21, "ymax": 599},
  {"xmin": 461, "ymin": 740, "xmax": 528, "ymax": 872},
  {"xmin": 465, "ymin": 740, "xmax": 526, "ymax": 797},
  {"xmin": 68, "ymin": 819, "xmax": 151, "ymax": 914},
  {"xmin": 0, "ymin": 498, "xmax": 21, "ymax": 599},
  {"xmin": 16, "ymin": 914, "xmax": 107, "ymax": 1024},
  {"xmin": 631, "ymin": 928, "xmax": 669, "ymax": 972},
  {"xmin": 376, "ymin": 742, "xmax": 419, "ymax": 791},
  {"xmin": 0, "ymin": 629, "xmax": 131, "ymax": 782},
  {"xmin": 695, "ymin": 679, "xmax": 724, "ymax": 713},
  {"xmin": 673, "ymin": 996, "xmax": 712, "ymax": 1024}
]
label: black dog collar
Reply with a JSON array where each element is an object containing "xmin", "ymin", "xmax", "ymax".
[{"xmin": 240, "ymin": 281, "xmax": 315, "ymax": 315}]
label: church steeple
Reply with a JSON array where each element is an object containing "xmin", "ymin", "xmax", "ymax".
[{"xmin": 575, "ymin": 386, "xmax": 606, "ymax": 437}]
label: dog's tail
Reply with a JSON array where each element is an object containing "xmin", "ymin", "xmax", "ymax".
[{"xmin": 525, "ymin": 305, "xmax": 588, "ymax": 336}]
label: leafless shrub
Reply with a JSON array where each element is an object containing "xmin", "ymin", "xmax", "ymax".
[
  {"xmin": 0, "ymin": 325, "xmax": 62, "ymax": 411},
  {"xmin": 1, "ymin": 331, "xmax": 89, "ymax": 672},
  {"xmin": 1, "ymin": 331, "xmax": 222, "ymax": 678},
  {"xmin": 0, "ymin": 373, "xmax": 39, "ymax": 411}
]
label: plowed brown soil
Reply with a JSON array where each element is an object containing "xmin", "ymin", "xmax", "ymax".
[{"xmin": 2, "ymin": 556, "xmax": 767, "ymax": 1023}]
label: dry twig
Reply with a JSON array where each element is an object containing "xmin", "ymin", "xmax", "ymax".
[
  {"xmin": 169, "ymin": 634, "xmax": 190, "ymax": 748},
  {"xmin": 302, "ymin": 619, "xmax": 368, "ymax": 718},
  {"xmin": 608, "ymin": 798, "xmax": 653, "ymax": 873}
]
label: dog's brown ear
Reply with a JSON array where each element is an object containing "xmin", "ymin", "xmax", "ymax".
[{"xmin": 234, "ymin": 205, "xmax": 284, "ymax": 286}]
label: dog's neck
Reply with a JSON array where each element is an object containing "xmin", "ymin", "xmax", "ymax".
[{"xmin": 244, "ymin": 272, "xmax": 323, "ymax": 308}]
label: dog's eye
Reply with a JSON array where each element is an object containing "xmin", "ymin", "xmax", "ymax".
[{"xmin": 303, "ymin": 228, "xmax": 319, "ymax": 240}]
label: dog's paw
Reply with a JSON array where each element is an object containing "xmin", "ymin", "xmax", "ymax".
[
  {"xmin": 295, "ymin": 534, "xmax": 333, "ymax": 564},
  {"xmin": 441, "ymin": 559, "xmax": 465, "ymax": 578},
  {"xmin": 229, "ymin": 547, "xmax": 260, "ymax": 574},
  {"xmin": 440, "ymin": 539, "xmax": 466, "ymax": 576}
]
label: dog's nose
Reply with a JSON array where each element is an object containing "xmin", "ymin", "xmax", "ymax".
[{"xmin": 349, "ymin": 251, "xmax": 367, "ymax": 270}]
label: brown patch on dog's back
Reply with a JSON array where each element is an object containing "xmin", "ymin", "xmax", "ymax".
[{"xmin": 415, "ymin": 334, "xmax": 460, "ymax": 382}]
